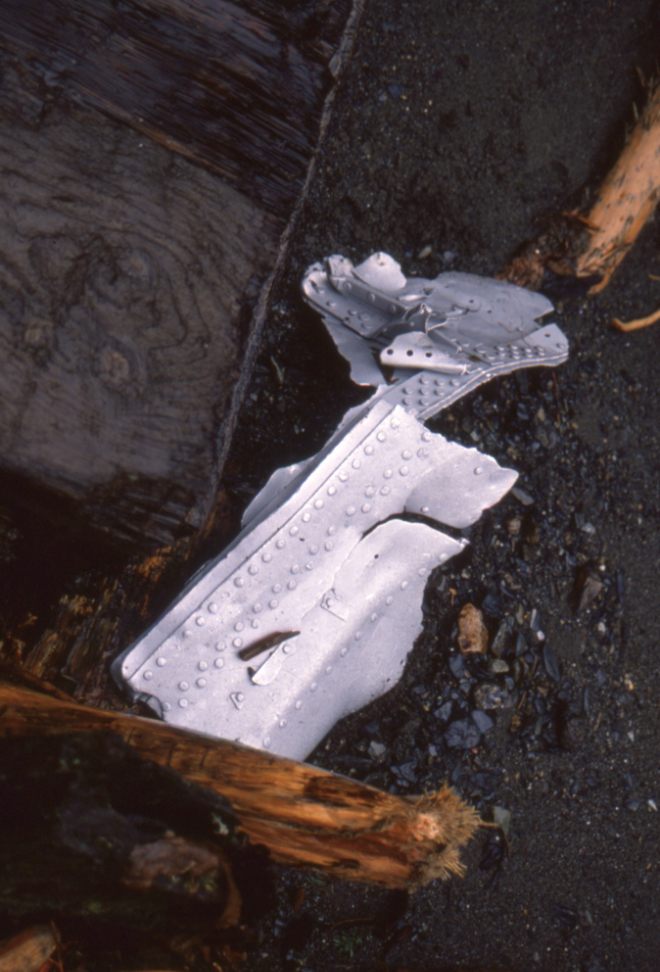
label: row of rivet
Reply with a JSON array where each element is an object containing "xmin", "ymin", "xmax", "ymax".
[
  {"xmin": 145, "ymin": 552, "xmax": 440, "ymax": 720},
  {"xmin": 166, "ymin": 418, "xmax": 431, "ymax": 664}
]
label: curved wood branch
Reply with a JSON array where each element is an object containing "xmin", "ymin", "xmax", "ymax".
[{"xmin": 575, "ymin": 83, "xmax": 660, "ymax": 293}]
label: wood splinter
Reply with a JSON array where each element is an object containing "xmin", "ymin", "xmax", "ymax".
[
  {"xmin": 0, "ymin": 926, "xmax": 56, "ymax": 972},
  {"xmin": 612, "ymin": 305, "xmax": 660, "ymax": 331}
]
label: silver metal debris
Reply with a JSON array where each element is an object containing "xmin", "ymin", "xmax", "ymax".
[{"xmin": 113, "ymin": 253, "xmax": 568, "ymax": 761}]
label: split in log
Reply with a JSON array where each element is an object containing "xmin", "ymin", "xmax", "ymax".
[{"xmin": 0, "ymin": 679, "xmax": 481, "ymax": 891}]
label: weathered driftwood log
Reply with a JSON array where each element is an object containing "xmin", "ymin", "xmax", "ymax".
[
  {"xmin": 0, "ymin": 0, "xmax": 365, "ymax": 704},
  {"xmin": 0, "ymin": 680, "xmax": 480, "ymax": 890},
  {"xmin": 0, "ymin": 0, "xmax": 362, "ymax": 548}
]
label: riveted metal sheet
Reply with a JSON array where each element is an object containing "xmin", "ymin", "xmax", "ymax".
[
  {"xmin": 125, "ymin": 519, "xmax": 462, "ymax": 761},
  {"xmin": 113, "ymin": 253, "xmax": 569, "ymax": 760},
  {"xmin": 113, "ymin": 404, "xmax": 515, "ymax": 754}
]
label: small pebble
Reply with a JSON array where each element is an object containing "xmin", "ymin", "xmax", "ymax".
[
  {"xmin": 573, "ymin": 570, "xmax": 604, "ymax": 612},
  {"xmin": 435, "ymin": 700, "xmax": 453, "ymax": 722},
  {"xmin": 472, "ymin": 710, "xmax": 494, "ymax": 733},
  {"xmin": 492, "ymin": 805, "xmax": 511, "ymax": 835},
  {"xmin": 511, "ymin": 486, "xmax": 534, "ymax": 506},
  {"xmin": 445, "ymin": 719, "xmax": 481, "ymax": 749},
  {"xmin": 506, "ymin": 515, "xmax": 522, "ymax": 536},
  {"xmin": 481, "ymin": 591, "xmax": 504, "ymax": 617},
  {"xmin": 449, "ymin": 654, "xmax": 466, "ymax": 679},
  {"xmin": 473, "ymin": 682, "xmax": 511, "ymax": 710},
  {"xmin": 457, "ymin": 603, "xmax": 489, "ymax": 654},
  {"xmin": 369, "ymin": 741, "xmax": 387, "ymax": 759},
  {"xmin": 393, "ymin": 761, "xmax": 417, "ymax": 783},
  {"xmin": 543, "ymin": 643, "xmax": 561, "ymax": 682},
  {"xmin": 491, "ymin": 619, "xmax": 513, "ymax": 657}
]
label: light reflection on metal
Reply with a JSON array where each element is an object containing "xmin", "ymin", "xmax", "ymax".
[{"xmin": 113, "ymin": 253, "xmax": 568, "ymax": 760}]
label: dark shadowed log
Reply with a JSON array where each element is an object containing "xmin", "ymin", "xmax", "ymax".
[
  {"xmin": 0, "ymin": 0, "xmax": 362, "ymax": 548},
  {"xmin": 0, "ymin": 680, "xmax": 481, "ymax": 890},
  {"xmin": 0, "ymin": 729, "xmax": 271, "ymax": 928}
]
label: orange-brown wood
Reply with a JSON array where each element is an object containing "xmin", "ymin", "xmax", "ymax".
[
  {"xmin": 499, "ymin": 84, "xmax": 660, "ymax": 301},
  {"xmin": 0, "ymin": 927, "xmax": 55, "ymax": 972},
  {"xmin": 0, "ymin": 680, "xmax": 479, "ymax": 889},
  {"xmin": 612, "ymin": 304, "xmax": 660, "ymax": 331},
  {"xmin": 576, "ymin": 83, "xmax": 660, "ymax": 292}
]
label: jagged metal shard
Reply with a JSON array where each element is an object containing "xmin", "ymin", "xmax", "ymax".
[
  {"xmin": 113, "ymin": 253, "xmax": 568, "ymax": 761},
  {"xmin": 302, "ymin": 252, "xmax": 568, "ymax": 418}
]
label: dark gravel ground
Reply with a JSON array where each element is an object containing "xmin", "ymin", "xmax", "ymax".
[{"xmin": 224, "ymin": 2, "xmax": 660, "ymax": 970}]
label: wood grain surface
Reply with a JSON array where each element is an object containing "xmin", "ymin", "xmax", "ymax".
[{"xmin": 0, "ymin": 0, "xmax": 355, "ymax": 546}]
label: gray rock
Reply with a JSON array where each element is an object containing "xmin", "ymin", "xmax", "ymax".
[
  {"xmin": 369, "ymin": 741, "xmax": 387, "ymax": 760},
  {"xmin": 392, "ymin": 761, "xmax": 418, "ymax": 783},
  {"xmin": 511, "ymin": 486, "xmax": 534, "ymax": 506},
  {"xmin": 543, "ymin": 643, "xmax": 561, "ymax": 682},
  {"xmin": 434, "ymin": 701, "xmax": 453, "ymax": 722},
  {"xmin": 445, "ymin": 719, "xmax": 481, "ymax": 748},
  {"xmin": 472, "ymin": 710, "xmax": 494, "ymax": 733},
  {"xmin": 491, "ymin": 619, "xmax": 513, "ymax": 658},
  {"xmin": 449, "ymin": 654, "xmax": 466, "ymax": 679},
  {"xmin": 473, "ymin": 682, "xmax": 512, "ymax": 710}
]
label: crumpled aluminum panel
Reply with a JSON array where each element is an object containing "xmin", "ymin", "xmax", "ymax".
[
  {"xmin": 301, "ymin": 252, "xmax": 567, "ymax": 409},
  {"xmin": 113, "ymin": 252, "xmax": 569, "ymax": 760},
  {"xmin": 113, "ymin": 402, "xmax": 514, "ymax": 759}
]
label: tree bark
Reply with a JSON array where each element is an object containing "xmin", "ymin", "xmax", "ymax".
[{"xmin": 0, "ymin": 0, "xmax": 365, "ymax": 711}]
